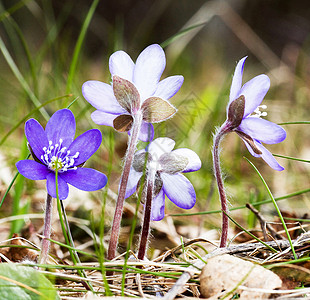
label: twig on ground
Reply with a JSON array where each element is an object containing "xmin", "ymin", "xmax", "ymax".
[
  {"xmin": 163, "ymin": 234, "xmax": 310, "ymax": 300},
  {"xmin": 246, "ymin": 203, "xmax": 283, "ymax": 240}
]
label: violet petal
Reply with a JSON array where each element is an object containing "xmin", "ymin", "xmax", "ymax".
[
  {"xmin": 162, "ymin": 173, "xmax": 196, "ymax": 209},
  {"xmin": 67, "ymin": 129, "xmax": 102, "ymax": 166},
  {"xmin": 129, "ymin": 121, "xmax": 154, "ymax": 142},
  {"xmin": 91, "ymin": 110, "xmax": 118, "ymax": 126},
  {"xmin": 16, "ymin": 160, "xmax": 50, "ymax": 180},
  {"xmin": 256, "ymin": 141, "xmax": 285, "ymax": 171},
  {"xmin": 172, "ymin": 148, "xmax": 201, "ymax": 173},
  {"xmin": 238, "ymin": 117, "xmax": 286, "ymax": 144},
  {"xmin": 133, "ymin": 44, "xmax": 166, "ymax": 100},
  {"xmin": 25, "ymin": 118, "xmax": 49, "ymax": 161},
  {"xmin": 154, "ymin": 75, "xmax": 184, "ymax": 100},
  {"xmin": 241, "ymin": 138, "xmax": 261, "ymax": 158},
  {"xmin": 60, "ymin": 168, "xmax": 108, "ymax": 191},
  {"xmin": 82, "ymin": 81, "xmax": 126, "ymax": 114},
  {"xmin": 229, "ymin": 57, "xmax": 247, "ymax": 105},
  {"xmin": 46, "ymin": 172, "xmax": 69, "ymax": 200},
  {"xmin": 151, "ymin": 189, "xmax": 165, "ymax": 221},
  {"xmin": 124, "ymin": 167, "xmax": 142, "ymax": 198},
  {"xmin": 109, "ymin": 50, "xmax": 135, "ymax": 81},
  {"xmin": 45, "ymin": 109, "xmax": 76, "ymax": 148},
  {"xmin": 241, "ymin": 74, "xmax": 270, "ymax": 117}
]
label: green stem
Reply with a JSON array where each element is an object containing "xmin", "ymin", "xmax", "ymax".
[{"xmin": 244, "ymin": 157, "xmax": 297, "ymax": 259}]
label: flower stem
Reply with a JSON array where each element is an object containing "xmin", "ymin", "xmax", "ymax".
[
  {"xmin": 38, "ymin": 193, "xmax": 53, "ymax": 265},
  {"xmin": 137, "ymin": 169, "xmax": 155, "ymax": 260},
  {"xmin": 212, "ymin": 124, "xmax": 230, "ymax": 248},
  {"xmin": 108, "ymin": 111, "xmax": 143, "ymax": 260}
]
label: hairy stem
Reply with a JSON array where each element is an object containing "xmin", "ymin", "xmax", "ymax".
[
  {"xmin": 138, "ymin": 169, "xmax": 155, "ymax": 260},
  {"xmin": 108, "ymin": 112, "xmax": 143, "ymax": 260},
  {"xmin": 212, "ymin": 124, "xmax": 230, "ymax": 247},
  {"xmin": 38, "ymin": 193, "xmax": 53, "ymax": 264}
]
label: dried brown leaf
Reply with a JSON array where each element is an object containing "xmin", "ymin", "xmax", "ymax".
[{"xmin": 200, "ymin": 254, "xmax": 282, "ymax": 299}]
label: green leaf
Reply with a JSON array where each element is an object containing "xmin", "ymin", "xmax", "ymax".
[
  {"xmin": 0, "ymin": 264, "xmax": 59, "ymax": 300},
  {"xmin": 142, "ymin": 97, "xmax": 177, "ymax": 123},
  {"xmin": 113, "ymin": 76, "xmax": 140, "ymax": 112}
]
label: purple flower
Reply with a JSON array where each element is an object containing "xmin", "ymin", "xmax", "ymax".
[
  {"xmin": 82, "ymin": 44, "xmax": 184, "ymax": 142},
  {"xmin": 225, "ymin": 57, "xmax": 286, "ymax": 171},
  {"xmin": 16, "ymin": 109, "xmax": 108, "ymax": 200},
  {"xmin": 125, "ymin": 137, "xmax": 201, "ymax": 221}
]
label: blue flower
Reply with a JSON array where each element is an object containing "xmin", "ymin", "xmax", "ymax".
[
  {"xmin": 125, "ymin": 137, "xmax": 201, "ymax": 221},
  {"xmin": 16, "ymin": 109, "xmax": 107, "ymax": 200},
  {"xmin": 226, "ymin": 57, "xmax": 286, "ymax": 170},
  {"xmin": 82, "ymin": 44, "xmax": 184, "ymax": 142}
]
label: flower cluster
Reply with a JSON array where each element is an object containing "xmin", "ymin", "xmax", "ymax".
[
  {"xmin": 16, "ymin": 109, "xmax": 107, "ymax": 200},
  {"xmin": 126, "ymin": 137, "xmax": 201, "ymax": 221},
  {"xmin": 15, "ymin": 43, "xmax": 288, "ymax": 259},
  {"xmin": 82, "ymin": 44, "xmax": 184, "ymax": 142}
]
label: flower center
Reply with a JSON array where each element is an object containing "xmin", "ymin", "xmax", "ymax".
[
  {"xmin": 252, "ymin": 105, "xmax": 267, "ymax": 118},
  {"xmin": 40, "ymin": 139, "xmax": 79, "ymax": 172}
]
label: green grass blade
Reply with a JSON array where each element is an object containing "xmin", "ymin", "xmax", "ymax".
[
  {"xmin": 223, "ymin": 211, "xmax": 277, "ymax": 253},
  {"xmin": 244, "ymin": 157, "xmax": 297, "ymax": 259},
  {"xmin": 66, "ymin": 0, "xmax": 99, "ymax": 94},
  {"xmin": 0, "ymin": 36, "xmax": 49, "ymax": 120},
  {"xmin": 278, "ymin": 121, "xmax": 310, "ymax": 125},
  {"xmin": 161, "ymin": 21, "xmax": 207, "ymax": 48},
  {"xmin": 0, "ymin": 153, "xmax": 30, "ymax": 210},
  {"xmin": 169, "ymin": 188, "xmax": 310, "ymax": 217},
  {"xmin": 10, "ymin": 137, "xmax": 28, "ymax": 235},
  {"xmin": 273, "ymin": 154, "xmax": 310, "ymax": 163},
  {"xmin": 0, "ymin": 0, "xmax": 31, "ymax": 23},
  {"xmin": 0, "ymin": 94, "xmax": 72, "ymax": 146}
]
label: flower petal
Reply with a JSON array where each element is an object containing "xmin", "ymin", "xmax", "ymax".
[
  {"xmin": 139, "ymin": 122, "xmax": 154, "ymax": 142},
  {"xmin": 147, "ymin": 137, "xmax": 175, "ymax": 158},
  {"xmin": 241, "ymin": 74, "xmax": 270, "ymax": 117},
  {"xmin": 60, "ymin": 168, "xmax": 108, "ymax": 191},
  {"xmin": 16, "ymin": 160, "xmax": 50, "ymax": 180},
  {"xmin": 67, "ymin": 129, "xmax": 102, "ymax": 166},
  {"xmin": 240, "ymin": 139, "xmax": 284, "ymax": 171},
  {"xmin": 256, "ymin": 141, "xmax": 285, "ymax": 171},
  {"xmin": 45, "ymin": 109, "xmax": 76, "ymax": 148},
  {"xmin": 46, "ymin": 172, "xmax": 69, "ymax": 200},
  {"xmin": 82, "ymin": 81, "xmax": 126, "ymax": 114},
  {"xmin": 25, "ymin": 118, "xmax": 48, "ymax": 161},
  {"xmin": 229, "ymin": 56, "xmax": 247, "ymax": 104},
  {"xmin": 238, "ymin": 117, "xmax": 286, "ymax": 144},
  {"xmin": 172, "ymin": 148, "xmax": 201, "ymax": 173},
  {"xmin": 133, "ymin": 44, "xmax": 166, "ymax": 100},
  {"xmin": 154, "ymin": 75, "xmax": 184, "ymax": 100},
  {"xmin": 91, "ymin": 110, "xmax": 118, "ymax": 127},
  {"xmin": 151, "ymin": 189, "xmax": 165, "ymax": 221},
  {"xmin": 161, "ymin": 173, "xmax": 196, "ymax": 209},
  {"xmin": 109, "ymin": 50, "xmax": 135, "ymax": 81},
  {"xmin": 124, "ymin": 167, "xmax": 142, "ymax": 198}
]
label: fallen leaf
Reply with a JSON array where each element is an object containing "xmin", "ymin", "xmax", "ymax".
[{"xmin": 200, "ymin": 254, "xmax": 282, "ymax": 299}]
